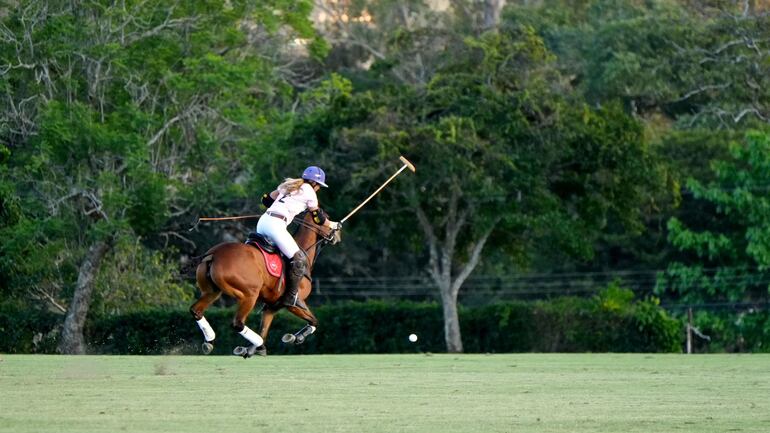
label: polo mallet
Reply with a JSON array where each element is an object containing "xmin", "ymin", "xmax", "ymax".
[
  {"xmin": 188, "ymin": 214, "xmax": 262, "ymax": 232},
  {"xmin": 340, "ymin": 156, "xmax": 416, "ymax": 224},
  {"xmin": 189, "ymin": 156, "xmax": 415, "ymax": 231}
]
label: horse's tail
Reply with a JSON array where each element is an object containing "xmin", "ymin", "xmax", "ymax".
[
  {"xmin": 189, "ymin": 253, "xmax": 222, "ymax": 298},
  {"xmin": 181, "ymin": 242, "xmax": 227, "ymax": 277},
  {"xmin": 181, "ymin": 253, "xmax": 207, "ymax": 277}
]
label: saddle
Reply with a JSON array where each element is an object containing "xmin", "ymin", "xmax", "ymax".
[{"xmin": 245, "ymin": 233, "xmax": 284, "ymax": 278}]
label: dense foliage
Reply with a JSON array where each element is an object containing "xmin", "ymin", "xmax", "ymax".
[{"xmin": 659, "ymin": 132, "xmax": 770, "ymax": 303}]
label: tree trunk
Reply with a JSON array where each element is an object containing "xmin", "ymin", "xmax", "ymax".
[
  {"xmin": 439, "ymin": 287, "xmax": 463, "ymax": 353},
  {"xmin": 417, "ymin": 197, "xmax": 499, "ymax": 353},
  {"xmin": 482, "ymin": 0, "xmax": 505, "ymax": 29},
  {"xmin": 59, "ymin": 240, "xmax": 111, "ymax": 354}
]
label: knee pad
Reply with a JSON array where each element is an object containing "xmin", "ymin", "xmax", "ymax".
[{"xmin": 290, "ymin": 251, "xmax": 308, "ymax": 276}]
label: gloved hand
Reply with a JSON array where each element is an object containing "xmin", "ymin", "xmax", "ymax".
[
  {"xmin": 261, "ymin": 193, "xmax": 275, "ymax": 208},
  {"xmin": 328, "ymin": 221, "xmax": 341, "ymax": 231}
]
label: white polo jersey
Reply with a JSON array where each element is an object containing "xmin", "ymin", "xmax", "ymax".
[{"xmin": 267, "ymin": 183, "xmax": 318, "ymax": 225}]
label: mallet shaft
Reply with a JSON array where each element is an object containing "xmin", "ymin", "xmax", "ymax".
[
  {"xmin": 198, "ymin": 214, "xmax": 262, "ymax": 222},
  {"xmin": 340, "ymin": 156, "xmax": 415, "ymax": 224}
]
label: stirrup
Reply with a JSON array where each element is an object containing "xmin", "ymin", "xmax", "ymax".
[{"xmin": 281, "ymin": 294, "xmax": 308, "ymax": 310}]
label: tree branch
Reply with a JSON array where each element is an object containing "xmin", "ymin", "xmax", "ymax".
[
  {"xmin": 32, "ymin": 286, "xmax": 67, "ymax": 314},
  {"xmin": 416, "ymin": 205, "xmax": 441, "ymax": 283},
  {"xmin": 671, "ymin": 84, "xmax": 730, "ymax": 103},
  {"xmin": 147, "ymin": 114, "xmax": 182, "ymax": 148},
  {"xmin": 450, "ymin": 217, "xmax": 500, "ymax": 295},
  {"xmin": 160, "ymin": 231, "xmax": 197, "ymax": 249}
]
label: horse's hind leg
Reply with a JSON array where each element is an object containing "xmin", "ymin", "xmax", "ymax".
[
  {"xmin": 190, "ymin": 260, "xmax": 221, "ymax": 354},
  {"xmin": 253, "ymin": 309, "xmax": 277, "ymax": 356},
  {"xmin": 190, "ymin": 291, "xmax": 220, "ymax": 343},
  {"xmin": 282, "ymin": 306, "xmax": 319, "ymax": 345},
  {"xmin": 230, "ymin": 295, "xmax": 264, "ymax": 358}
]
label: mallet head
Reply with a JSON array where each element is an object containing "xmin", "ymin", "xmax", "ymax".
[{"xmin": 399, "ymin": 156, "xmax": 416, "ymax": 172}]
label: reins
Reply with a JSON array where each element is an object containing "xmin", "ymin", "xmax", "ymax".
[{"xmin": 289, "ymin": 213, "xmax": 335, "ymax": 261}]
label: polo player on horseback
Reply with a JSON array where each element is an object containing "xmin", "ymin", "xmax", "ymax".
[{"xmin": 257, "ymin": 166, "xmax": 340, "ymax": 310}]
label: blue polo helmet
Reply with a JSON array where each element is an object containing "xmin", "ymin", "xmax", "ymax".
[{"xmin": 301, "ymin": 166, "xmax": 328, "ymax": 187}]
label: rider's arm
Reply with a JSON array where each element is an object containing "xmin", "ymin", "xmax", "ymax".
[
  {"xmin": 261, "ymin": 190, "xmax": 279, "ymax": 208},
  {"xmin": 308, "ymin": 206, "xmax": 340, "ymax": 229}
]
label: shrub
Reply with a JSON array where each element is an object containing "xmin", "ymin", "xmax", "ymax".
[{"xmin": 0, "ymin": 302, "xmax": 61, "ymax": 353}]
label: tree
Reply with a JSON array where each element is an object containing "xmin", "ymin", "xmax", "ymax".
[{"xmin": 658, "ymin": 131, "xmax": 770, "ymax": 303}]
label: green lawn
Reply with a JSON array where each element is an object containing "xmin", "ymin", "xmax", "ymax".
[{"xmin": 0, "ymin": 354, "xmax": 768, "ymax": 433}]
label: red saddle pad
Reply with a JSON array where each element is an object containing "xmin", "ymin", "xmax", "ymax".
[{"xmin": 247, "ymin": 241, "xmax": 283, "ymax": 278}]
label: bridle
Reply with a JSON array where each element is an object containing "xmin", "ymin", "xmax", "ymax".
[{"xmin": 290, "ymin": 212, "xmax": 336, "ymax": 265}]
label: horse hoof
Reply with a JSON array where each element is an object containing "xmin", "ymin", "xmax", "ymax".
[
  {"xmin": 201, "ymin": 341, "xmax": 214, "ymax": 355},
  {"xmin": 233, "ymin": 345, "xmax": 262, "ymax": 358},
  {"xmin": 245, "ymin": 344, "xmax": 263, "ymax": 358},
  {"xmin": 281, "ymin": 333, "xmax": 296, "ymax": 344}
]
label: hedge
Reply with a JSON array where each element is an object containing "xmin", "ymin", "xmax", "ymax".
[
  {"xmin": 0, "ymin": 294, "xmax": 686, "ymax": 354},
  {"xmin": 0, "ymin": 301, "xmax": 61, "ymax": 353}
]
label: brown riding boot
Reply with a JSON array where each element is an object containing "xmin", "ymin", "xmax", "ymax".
[{"xmin": 280, "ymin": 251, "xmax": 308, "ymax": 310}]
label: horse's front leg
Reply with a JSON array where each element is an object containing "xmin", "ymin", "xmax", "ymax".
[{"xmin": 281, "ymin": 305, "xmax": 319, "ymax": 345}]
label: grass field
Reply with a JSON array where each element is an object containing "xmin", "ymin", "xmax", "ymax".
[{"xmin": 0, "ymin": 354, "xmax": 768, "ymax": 433}]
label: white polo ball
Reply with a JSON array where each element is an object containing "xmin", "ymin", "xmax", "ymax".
[{"xmin": 408, "ymin": 333, "xmax": 418, "ymax": 343}]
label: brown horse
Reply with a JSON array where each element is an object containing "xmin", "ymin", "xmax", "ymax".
[{"xmin": 189, "ymin": 212, "xmax": 335, "ymax": 357}]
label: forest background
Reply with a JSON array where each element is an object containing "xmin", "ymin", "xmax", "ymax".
[{"xmin": 2, "ymin": 0, "xmax": 770, "ymax": 353}]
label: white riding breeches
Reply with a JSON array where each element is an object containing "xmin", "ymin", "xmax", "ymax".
[{"xmin": 256, "ymin": 214, "xmax": 300, "ymax": 258}]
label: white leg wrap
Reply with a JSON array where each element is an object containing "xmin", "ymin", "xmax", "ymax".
[
  {"xmin": 196, "ymin": 317, "xmax": 216, "ymax": 342},
  {"xmin": 239, "ymin": 326, "xmax": 264, "ymax": 347},
  {"xmin": 308, "ymin": 325, "xmax": 317, "ymax": 334}
]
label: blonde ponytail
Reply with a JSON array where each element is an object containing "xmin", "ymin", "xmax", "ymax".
[{"xmin": 277, "ymin": 178, "xmax": 305, "ymax": 195}]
